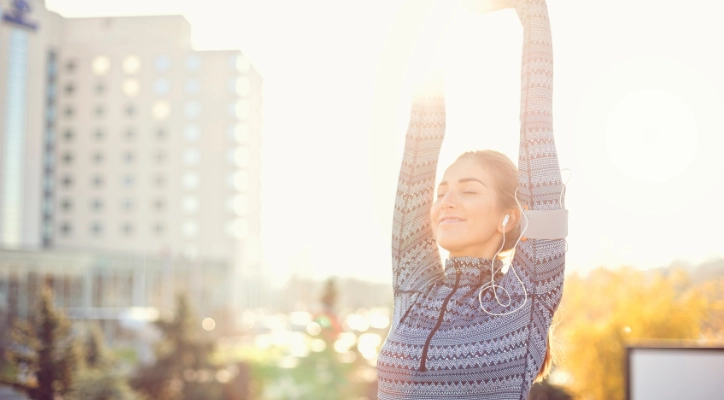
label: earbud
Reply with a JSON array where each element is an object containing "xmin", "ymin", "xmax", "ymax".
[{"xmin": 502, "ymin": 214, "xmax": 510, "ymax": 226}]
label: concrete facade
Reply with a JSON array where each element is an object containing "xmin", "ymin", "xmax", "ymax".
[{"xmin": 0, "ymin": 0, "xmax": 264, "ymax": 326}]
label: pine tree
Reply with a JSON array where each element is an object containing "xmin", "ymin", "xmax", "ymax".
[
  {"xmin": 130, "ymin": 294, "xmax": 223, "ymax": 400},
  {"xmin": 67, "ymin": 324, "xmax": 140, "ymax": 400},
  {"xmin": 0, "ymin": 286, "xmax": 78, "ymax": 400}
]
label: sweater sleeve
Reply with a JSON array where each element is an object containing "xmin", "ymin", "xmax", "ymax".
[
  {"xmin": 390, "ymin": 72, "xmax": 446, "ymax": 299},
  {"xmin": 507, "ymin": 0, "xmax": 566, "ymax": 389}
]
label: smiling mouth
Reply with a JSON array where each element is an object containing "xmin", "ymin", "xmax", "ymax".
[{"xmin": 439, "ymin": 218, "xmax": 464, "ymax": 225}]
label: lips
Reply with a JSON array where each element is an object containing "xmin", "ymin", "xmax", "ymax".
[{"xmin": 439, "ymin": 216, "xmax": 464, "ymax": 225}]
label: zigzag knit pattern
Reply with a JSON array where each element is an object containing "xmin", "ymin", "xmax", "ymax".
[{"xmin": 377, "ymin": 1, "xmax": 565, "ymax": 399}]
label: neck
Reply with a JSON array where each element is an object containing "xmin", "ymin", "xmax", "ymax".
[{"xmin": 449, "ymin": 234, "xmax": 504, "ymax": 260}]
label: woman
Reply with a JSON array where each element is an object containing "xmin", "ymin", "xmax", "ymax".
[{"xmin": 376, "ymin": 0, "xmax": 566, "ymax": 399}]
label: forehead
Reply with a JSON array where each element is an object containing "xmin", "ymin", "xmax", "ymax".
[{"xmin": 441, "ymin": 158, "xmax": 491, "ymax": 182}]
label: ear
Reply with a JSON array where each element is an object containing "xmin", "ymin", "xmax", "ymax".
[{"xmin": 498, "ymin": 207, "xmax": 521, "ymax": 234}]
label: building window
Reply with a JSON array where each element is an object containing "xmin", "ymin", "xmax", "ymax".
[
  {"xmin": 227, "ymin": 147, "xmax": 249, "ymax": 168},
  {"xmin": 94, "ymin": 128, "xmax": 105, "ymax": 140},
  {"xmin": 230, "ymin": 77, "xmax": 251, "ymax": 96},
  {"xmin": 95, "ymin": 82, "xmax": 106, "ymax": 95},
  {"xmin": 153, "ymin": 79, "xmax": 170, "ymax": 96},
  {"xmin": 153, "ymin": 199, "xmax": 165, "ymax": 211},
  {"xmin": 91, "ymin": 222, "xmax": 103, "ymax": 236},
  {"xmin": 123, "ymin": 175, "xmax": 134, "ymax": 187},
  {"xmin": 122, "ymin": 78, "xmax": 140, "ymax": 97},
  {"xmin": 185, "ymin": 79, "xmax": 201, "ymax": 95},
  {"xmin": 154, "ymin": 175, "xmax": 165, "ymax": 187},
  {"xmin": 123, "ymin": 151, "xmax": 135, "ymax": 164},
  {"xmin": 65, "ymin": 60, "xmax": 76, "ymax": 73},
  {"xmin": 152, "ymin": 101, "xmax": 170, "ymax": 120},
  {"xmin": 125, "ymin": 104, "xmax": 136, "ymax": 117},
  {"xmin": 183, "ymin": 148, "xmax": 200, "ymax": 166},
  {"xmin": 91, "ymin": 198, "xmax": 103, "ymax": 212},
  {"xmin": 155, "ymin": 151, "xmax": 166, "ymax": 163},
  {"xmin": 64, "ymin": 83, "xmax": 75, "ymax": 96},
  {"xmin": 64, "ymin": 105, "xmax": 74, "ymax": 118},
  {"xmin": 95, "ymin": 105, "xmax": 105, "ymax": 118},
  {"xmin": 60, "ymin": 198, "xmax": 72, "ymax": 212},
  {"xmin": 122, "ymin": 199, "xmax": 134, "ymax": 211},
  {"xmin": 45, "ymin": 128, "xmax": 56, "ymax": 146},
  {"xmin": 93, "ymin": 152, "xmax": 104, "ymax": 164},
  {"xmin": 228, "ymin": 123, "xmax": 250, "ymax": 144},
  {"xmin": 228, "ymin": 194, "xmax": 249, "ymax": 216},
  {"xmin": 46, "ymin": 106, "xmax": 57, "ymax": 123},
  {"xmin": 227, "ymin": 170, "xmax": 249, "ymax": 192},
  {"xmin": 182, "ymin": 172, "xmax": 200, "ymax": 190},
  {"xmin": 43, "ymin": 199, "xmax": 54, "ymax": 215},
  {"xmin": 184, "ymin": 125, "xmax": 200, "ymax": 142},
  {"xmin": 153, "ymin": 223, "xmax": 165, "ymax": 235},
  {"xmin": 60, "ymin": 221, "xmax": 72, "ymax": 236},
  {"xmin": 45, "ymin": 153, "xmax": 55, "ymax": 169},
  {"xmin": 63, "ymin": 129, "xmax": 74, "ymax": 141},
  {"xmin": 47, "ymin": 84, "xmax": 57, "ymax": 101},
  {"xmin": 122, "ymin": 56, "xmax": 141, "ymax": 74},
  {"xmin": 185, "ymin": 55, "xmax": 201, "ymax": 71},
  {"xmin": 92, "ymin": 56, "xmax": 110, "ymax": 75},
  {"xmin": 156, "ymin": 128, "xmax": 167, "ymax": 139},
  {"xmin": 121, "ymin": 222, "xmax": 133, "ymax": 236},
  {"xmin": 184, "ymin": 101, "xmax": 201, "ymax": 119},
  {"xmin": 125, "ymin": 128, "xmax": 135, "ymax": 140},
  {"xmin": 182, "ymin": 196, "xmax": 199, "ymax": 214},
  {"xmin": 229, "ymin": 99, "xmax": 250, "ymax": 120},
  {"xmin": 62, "ymin": 152, "xmax": 73, "ymax": 165},
  {"xmin": 92, "ymin": 176, "xmax": 104, "ymax": 188},
  {"xmin": 154, "ymin": 55, "xmax": 171, "ymax": 73},
  {"xmin": 61, "ymin": 175, "xmax": 73, "ymax": 188}
]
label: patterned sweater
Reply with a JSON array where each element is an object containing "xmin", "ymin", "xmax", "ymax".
[{"xmin": 376, "ymin": 1, "xmax": 565, "ymax": 399}]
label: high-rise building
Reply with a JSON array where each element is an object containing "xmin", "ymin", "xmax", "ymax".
[{"xmin": 0, "ymin": 0, "xmax": 264, "ymax": 329}]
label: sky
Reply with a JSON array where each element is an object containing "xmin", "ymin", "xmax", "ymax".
[{"xmin": 45, "ymin": 0, "xmax": 724, "ymax": 284}]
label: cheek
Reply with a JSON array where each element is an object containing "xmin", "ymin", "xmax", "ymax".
[{"xmin": 429, "ymin": 204, "xmax": 439, "ymax": 235}]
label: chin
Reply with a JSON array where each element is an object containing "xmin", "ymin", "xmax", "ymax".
[{"xmin": 436, "ymin": 236, "xmax": 464, "ymax": 255}]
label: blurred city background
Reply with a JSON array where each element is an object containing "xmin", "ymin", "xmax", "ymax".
[{"xmin": 1, "ymin": 0, "xmax": 724, "ymax": 399}]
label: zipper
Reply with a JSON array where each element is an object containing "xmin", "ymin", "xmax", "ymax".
[{"xmin": 418, "ymin": 267, "xmax": 460, "ymax": 372}]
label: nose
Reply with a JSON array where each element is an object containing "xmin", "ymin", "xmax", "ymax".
[{"xmin": 439, "ymin": 190, "xmax": 458, "ymax": 209}]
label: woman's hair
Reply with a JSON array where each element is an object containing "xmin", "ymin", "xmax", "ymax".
[
  {"xmin": 455, "ymin": 150, "xmax": 521, "ymax": 253},
  {"xmin": 455, "ymin": 150, "xmax": 554, "ymax": 383}
]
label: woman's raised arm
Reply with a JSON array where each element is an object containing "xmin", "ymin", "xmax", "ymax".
[
  {"xmin": 391, "ymin": 73, "xmax": 446, "ymax": 298},
  {"xmin": 508, "ymin": 0, "xmax": 566, "ymax": 345}
]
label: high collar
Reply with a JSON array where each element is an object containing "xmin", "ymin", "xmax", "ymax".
[{"xmin": 444, "ymin": 256, "xmax": 505, "ymax": 287}]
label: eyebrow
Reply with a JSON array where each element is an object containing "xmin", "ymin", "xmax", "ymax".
[{"xmin": 438, "ymin": 178, "xmax": 488, "ymax": 187}]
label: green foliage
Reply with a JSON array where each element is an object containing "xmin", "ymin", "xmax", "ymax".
[
  {"xmin": 67, "ymin": 323, "xmax": 142, "ymax": 400},
  {"xmin": 130, "ymin": 294, "xmax": 224, "ymax": 400},
  {"xmin": 556, "ymin": 267, "xmax": 708, "ymax": 400},
  {"xmin": 0, "ymin": 287, "xmax": 78, "ymax": 400},
  {"xmin": 67, "ymin": 368, "xmax": 141, "ymax": 400},
  {"xmin": 84, "ymin": 324, "xmax": 106, "ymax": 369}
]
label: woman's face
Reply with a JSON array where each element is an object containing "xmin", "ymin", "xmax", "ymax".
[{"xmin": 430, "ymin": 158, "xmax": 507, "ymax": 259}]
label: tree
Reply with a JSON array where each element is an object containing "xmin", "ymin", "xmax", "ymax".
[
  {"xmin": 67, "ymin": 324, "xmax": 140, "ymax": 400},
  {"xmin": 0, "ymin": 286, "xmax": 78, "ymax": 400},
  {"xmin": 130, "ymin": 294, "xmax": 223, "ymax": 400},
  {"xmin": 555, "ymin": 267, "xmax": 708, "ymax": 400}
]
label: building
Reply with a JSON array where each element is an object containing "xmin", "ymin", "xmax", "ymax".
[{"xmin": 0, "ymin": 0, "xmax": 264, "ymax": 332}]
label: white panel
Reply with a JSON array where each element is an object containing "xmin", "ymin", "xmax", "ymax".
[{"xmin": 630, "ymin": 348, "xmax": 724, "ymax": 400}]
